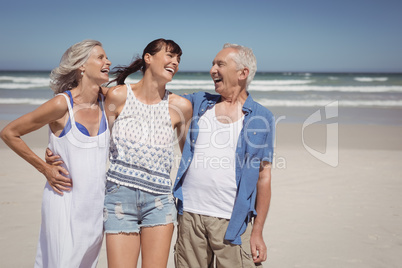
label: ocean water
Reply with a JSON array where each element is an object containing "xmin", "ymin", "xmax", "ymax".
[{"xmin": 1, "ymin": 71, "xmax": 402, "ymax": 123}]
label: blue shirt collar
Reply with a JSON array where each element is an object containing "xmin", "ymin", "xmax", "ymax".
[{"xmin": 242, "ymin": 92, "xmax": 254, "ymax": 115}]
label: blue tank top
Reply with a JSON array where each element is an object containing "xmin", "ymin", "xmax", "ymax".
[{"xmin": 59, "ymin": 91, "xmax": 107, "ymax": 137}]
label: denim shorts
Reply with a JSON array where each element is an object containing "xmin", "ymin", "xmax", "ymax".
[{"xmin": 103, "ymin": 181, "xmax": 177, "ymax": 234}]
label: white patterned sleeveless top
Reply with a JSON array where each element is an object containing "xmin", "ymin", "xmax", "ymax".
[{"xmin": 106, "ymin": 83, "xmax": 175, "ymax": 194}]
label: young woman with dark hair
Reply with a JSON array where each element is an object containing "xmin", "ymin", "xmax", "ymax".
[{"xmin": 103, "ymin": 38, "xmax": 192, "ymax": 267}]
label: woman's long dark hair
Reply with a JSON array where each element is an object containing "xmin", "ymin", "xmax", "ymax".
[{"xmin": 109, "ymin": 38, "xmax": 182, "ymax": 85}]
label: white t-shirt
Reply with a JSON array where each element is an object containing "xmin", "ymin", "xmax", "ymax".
[{"xmin": 182, "ymin": 105, "xmax": 244, "ymax": 219}]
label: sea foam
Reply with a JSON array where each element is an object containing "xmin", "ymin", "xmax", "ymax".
[{"xmin": 354, "ymin": 77, "xmax": 389, "ymax": 82}]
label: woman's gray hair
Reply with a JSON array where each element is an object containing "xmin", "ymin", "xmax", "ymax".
[
  {"xmin": 223, "ymin": 43, "xmax": 257, "ymax": 89},
  {"xmin": 50, "ymin": 39, "xmax": 102, "ymax": 94}
]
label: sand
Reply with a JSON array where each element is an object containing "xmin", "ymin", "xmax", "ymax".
[{"xmin": 1, "ymin": 111, "xmax": 402, "ymax": 267}]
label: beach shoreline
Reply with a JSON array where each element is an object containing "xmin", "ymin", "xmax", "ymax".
[{"xmin": 2, "ymin": 102, "xmax": 402, "ymax": 124}]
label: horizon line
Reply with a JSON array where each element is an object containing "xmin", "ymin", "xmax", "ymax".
[{"xmin": 0, "ymin": 69, "xmax": 401, "ymax": 74}]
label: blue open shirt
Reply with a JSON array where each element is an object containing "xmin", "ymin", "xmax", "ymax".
[{"xmin": 173, "ymin": 91, "xmax": 275, "ymax": 245}]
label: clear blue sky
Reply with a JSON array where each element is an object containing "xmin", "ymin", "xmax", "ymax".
[{"xmin": 1, "ymin": 0, "xmax": 401, "ymax": 72}]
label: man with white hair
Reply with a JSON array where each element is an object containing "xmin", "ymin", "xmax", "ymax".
[{"xmin": 173, "ymin": 44, "xmax": 275, "ymax": 267}]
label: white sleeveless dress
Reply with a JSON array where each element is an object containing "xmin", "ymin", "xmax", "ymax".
[{"xmin": 34, "ymin": 93, "xmax": 109, "ymax": 268}]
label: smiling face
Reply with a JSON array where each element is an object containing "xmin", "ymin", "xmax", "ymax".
[
  {"xmin": 210, "ymin": 47, "xmax": 242, "ymax": 96},
  {"xmin": 146, "ymin": 45, "xmax": 180, "ymax": 82},
  {"xmin": 81, "ymin": 45, "xmax": 111, "ymax": 85}
]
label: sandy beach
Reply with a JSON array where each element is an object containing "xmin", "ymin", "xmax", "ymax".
[{"xmin": 1, "ymin": 106, "xmax": 402, "ymax": 267}]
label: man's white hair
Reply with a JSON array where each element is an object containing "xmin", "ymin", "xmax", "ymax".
[{"xmin": 223, "ymin": 43, "xmax": 257, "ymax": 89}]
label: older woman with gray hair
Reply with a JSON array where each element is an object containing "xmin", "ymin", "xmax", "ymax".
[{"xmin": 1, "ymin": 39, "xmax": 111, "ymax": 267}]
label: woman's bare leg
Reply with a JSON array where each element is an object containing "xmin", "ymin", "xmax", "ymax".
[
  {"xmin": 140, "ymin": 224, "xmax": 174, "ymax": 267},
  {"xmin": 106, "ymin": 233, "xmax": 141, "ymax": 268}
]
